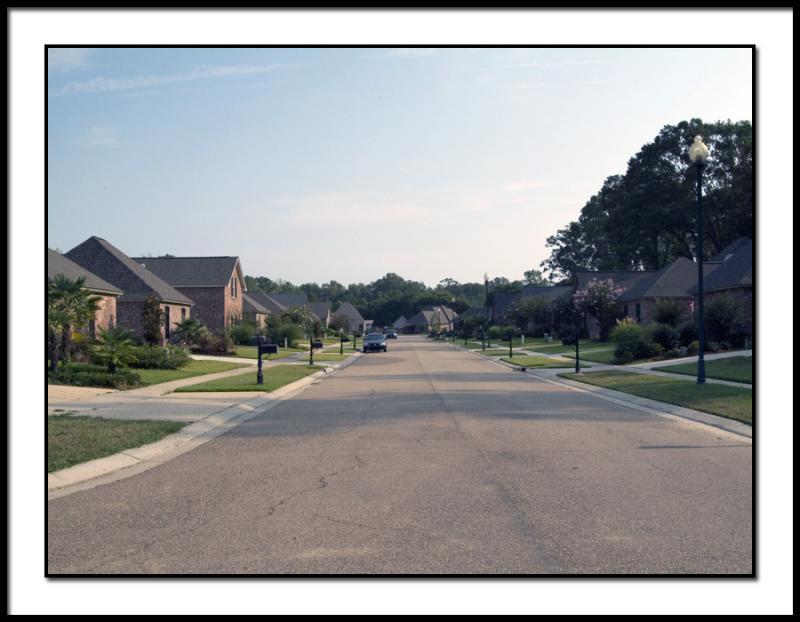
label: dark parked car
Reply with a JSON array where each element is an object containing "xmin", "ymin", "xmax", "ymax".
[
  {"xmin": 385, "ymin": 330, "xmax": 398, "ymax": 339},
  {"xmin": 362, "ymin": 332, "xmax": 388, "ymax": 353}
]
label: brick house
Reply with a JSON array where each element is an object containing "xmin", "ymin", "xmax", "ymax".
[
  {"xmin": 242, "ymin": 292, "xmax": 270, "ymax": 330},
  {"xmin": 406, "ymin": 305, "xmax": 458, "ymax": 334},
  {"xmin": 331, "ymin": 302, "xmax": 366, "ymax": 333},
  {"xmin": 65, "ymin": 237, "xmax": 194, "ymax": 344},
  {"xmin": 48, "ymin": 248, "xmax": 123, "ymax": 336},
  {"xmin": 691, "ymin": 238, "xmax": 753, "ymax": 337},
  {"xmin": 133, "ymin": 256, "xmax": 246, "ymax": 334}
]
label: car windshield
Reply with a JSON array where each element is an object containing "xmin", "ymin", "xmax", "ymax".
[{"xmin": 365, "ymin": 333, "xmax": 384, "ymax": 342}]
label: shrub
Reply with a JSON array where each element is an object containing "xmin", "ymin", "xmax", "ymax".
[
  {"xmin": 678, "ymin": 321, "xmax": 698, "ymax": 347},
  {"xmin": 230, "ymin": 322, "xmax": 257, "ymax": 345},
  {"xmin": 489, "ymin": 325, "xmax": 519, "ymax": 340},
  {"xmin": 652, "ymin": 299, "xmax": 687, "ymax": 326},
  {"xmin": 648, "ymin": 322, "xmax": 678, "ymax": 351},
  {"xmin": 193, "ymin": 326, "xmax": 235, "ymax": 355},
  {"xmin": 128, "ymin": 344, "xmax": 191, "ymax": 369},
  {"xmin": 704, "ymin": 294, "xmax": 742, "ymax": 344},
  {"xmin": 274, "ymin": 322, "xmax": 303, "ymax": 349},
  {"xmin": 687, "ymin": 340, "xmax": 699, "ymax": 355},
  {"xmin": 49, "ymin": 363, "xmax": 142, "ymax": 389},
  {"xmin": 610, "ymin": 318, "xmax": 662, "ymax": 362}
]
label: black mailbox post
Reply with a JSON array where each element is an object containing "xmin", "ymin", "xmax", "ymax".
[{"xmin": 251, "ymin": 335, "xmax": 278, "ymax": 385}]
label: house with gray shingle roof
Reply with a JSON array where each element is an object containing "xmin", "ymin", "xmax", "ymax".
[
  {"xmin": 242, "ymin": 292, "xmax": 270, "ymax": 330},
  {"xmin": 133, "ymin": 256, "xmax": 246, "ymax": 334},
  {"xmin": 48, "ymin": 248, "xmax": 123, "ymax": 335},
  {"xmin": 331, "ymin": 302, "xmax": 366, "ymax": 333},
  {"xmin": 66, "ymin": 237, "xmax": 194, "ymax": 344}
]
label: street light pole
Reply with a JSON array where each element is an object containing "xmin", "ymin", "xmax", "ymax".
[
  {"xmin": 689, "ymin": 135, "xmax": 710, "ymax": 385},
  {"xmin": 484, "ymin": 273, "xmax": 490, "ymax": 350}
]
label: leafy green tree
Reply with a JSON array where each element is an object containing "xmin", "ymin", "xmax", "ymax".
[
  {"xmin": 523, "ymin": 269, "xmax": 549, "ymax": 287},
  {"xmin": 573, "ymin": 278, "xmax": 624, "ymax": 341},
  {"xmin": 142, "ymin": 295, "xmax": 164, "ymax": 345}
]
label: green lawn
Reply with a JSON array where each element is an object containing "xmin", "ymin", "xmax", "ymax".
[
  {"xmin": 656, "ymin": 356, "xmax": 752, "ymax": 384},
  {"xmin": 48, "ymin": 414, "xmax": 186, "ymax": 473},
  {"xmin": 475, "ymin": 349, "xmax": 512, "ymax": 356},
  {"xmin": 135, "ymin": 360, "xmax": 249, "ymax": 386},
  {"xmin": 174, "ymin": 364, "xmax": 322, "ymax": 392},
  {"xmin": 503, "ymin": 355, "xmax": 585, "ymax": 368},
  {"xmin": 562, "ymin": 348, "xmax": 618, "ymax": 364},
  {"xmin": 522, "ymin": 341, "xmax": 602, "ymax": 355},
  {"xmin": 230, "ymin": 345, "xmax": 302, "ymax": 360},
  {"xmin": 559, "ymin": 370, "xmax": 752, "ymax": 424}
]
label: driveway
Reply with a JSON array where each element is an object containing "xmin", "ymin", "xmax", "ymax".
[{"xmin": 48, "ymin": 336, "xmax": 752, "ymax": 574}]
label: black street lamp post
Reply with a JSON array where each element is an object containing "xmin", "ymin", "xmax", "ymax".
[
  {"xmin": 340, "ymin": 330, "xmax": 344, "ymax": 355},
  {"xmin": 483, "ymin": 273, "xmax": 490, "ymax": 350},
  {"xmin": 574, "ymin": 308, "xmax": 581, "ymax": 374},
  {"xmin": 689, "ymin": 135, "xmax": 710, "ymax": 385}
]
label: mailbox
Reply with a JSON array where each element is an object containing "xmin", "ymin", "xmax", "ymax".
[
  {"xmin": 311, "ymin": 340, "xmax": 324, "ymax": 349},
  {"xmin": 260, "ymin": 343, "xmax": 278, "ymax": 355}
]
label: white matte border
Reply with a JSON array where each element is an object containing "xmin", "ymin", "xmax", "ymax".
[{"xmin": 10, "ymin": 8, "xmax": 793, "ymax": 615}]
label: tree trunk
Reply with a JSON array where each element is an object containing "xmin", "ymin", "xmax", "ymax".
[{"xmin": 48, "ymin": 329, "xmax": 59, "ymax": 374}]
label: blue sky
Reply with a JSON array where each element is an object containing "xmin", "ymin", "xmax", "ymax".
[{"xmin": 47, "ymin": 47, "xmax": 752, "ymax": 286}]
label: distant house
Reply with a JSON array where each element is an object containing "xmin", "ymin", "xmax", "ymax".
[
  {"xmin": 331, "ymin": 302, "xmax": 366, "ymax": 333},
  {"xmin": 245, "ymin": 291, "xmax": 287, "ymax": 316},
  {"xmin": 393, "ymin": 315, "xmax": 408, "ymax": 331},
  {"xmin": 308, "ymin": 301, "xmax": 332, "ymax": 331},
  {"xmin": 492, "ymin": 291, "xmax": 521, "ymax": 323},
  {"xmin": 267, "ymin": 293, "xmax": 309, "ymax": 310},
  {"xmin": 406, "ymin": 305, "xmax": 458, "ymax": 334},
  {"xmin": 133, "ymin": 256, "xmax": 246, "ymax": 334},
  {"xmin": 48, "ymin": 248, "xmax": 123, "ymax": 336},
  {"xmin": 242, "ymin": 292, "xmax": 270, "ymax": 330},
  {"xmin": 66, "ymin": 237, "xmax": 194, "ymax": 344}
]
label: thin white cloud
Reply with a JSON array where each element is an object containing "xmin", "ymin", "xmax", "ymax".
[
  {"xmin": 75, "ymin": 125, "xmax": 118, "ymax": 147},
  {"xmin": 48, "ymin": 48, "xmax": 92, "ymax": 73},
  {"xmin": 363, "ymin": 48, "xmax": 437, "ymax": 59},
  {"xmin": 49, "ymin": 63, "xmax": 284, "ymax": 96},
  {"xmin": 517, "ymin": 59, "xmax": 619, "ymax": 68},
  {"xmin": 509, "ymin": 80, "xmax": 608, "ymax": 89}
]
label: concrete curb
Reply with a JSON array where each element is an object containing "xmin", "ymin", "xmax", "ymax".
[
  {"xmin": 454, "ymin": 342, "xmax": 752, "ymax": 441},
  {"xmin": 48, "ymin": 354, "xmax": 362, "ymax": 497}
]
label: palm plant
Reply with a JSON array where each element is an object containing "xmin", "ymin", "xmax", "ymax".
[
  {"xmin": 48, "ymin": 275, "xmax": 101, "ymax": 365},
  {"xmin": 173, "ymin": 318, "xmax": 203, "ymax": 347},
  {"xmin": 93, "ymin": 326, "xmax": 137, "ymax": 373}
]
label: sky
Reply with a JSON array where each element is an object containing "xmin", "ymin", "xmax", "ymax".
[{"xmin": 47, "ymin": 46, "xmax": 752, "ymax": 287}]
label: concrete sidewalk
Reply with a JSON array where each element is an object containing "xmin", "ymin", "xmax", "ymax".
[{"xmin": 48, "ymin": 353, "xmax": 363, "ymax": 495}]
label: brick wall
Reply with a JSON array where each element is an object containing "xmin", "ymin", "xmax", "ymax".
[
  {"xmin": 116, "ymin": 300, "xmax": 191, "ymax": 344},
  {"xmin": 176, "ymin": 272, "xmax": 244, "ymax": 334}
]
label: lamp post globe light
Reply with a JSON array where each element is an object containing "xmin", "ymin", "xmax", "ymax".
[{"xmin": 689, "ymin": 135, "xmax": 710, "ymax": 384}]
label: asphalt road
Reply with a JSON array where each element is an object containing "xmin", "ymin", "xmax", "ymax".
[{"xmin": 48, "ymin": 336, "xmax": 752, "ymax": 574}]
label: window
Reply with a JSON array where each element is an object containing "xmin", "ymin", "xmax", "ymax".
[
  {"xmin": 164, "ymin": 306, "xmax": 171, "ymax": 339},
  {"xmin": 181, "ymin": 308, "xmax": 186, "ymax": 321},
  {"xmin": 635, "ymin": 303, "xmax": 641, "ymax": 323},
  {"xmin": 623, "ymin": 304, "xmax": 629, "ymax": 317},
  {"xmin": 231, "ymin": 277, "xmax": 237, "ymax": 299}
]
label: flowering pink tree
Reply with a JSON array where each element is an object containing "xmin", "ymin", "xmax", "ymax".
[{"xmin": 573, "ymin": 278, "xmax": 624, "ymax": 341}]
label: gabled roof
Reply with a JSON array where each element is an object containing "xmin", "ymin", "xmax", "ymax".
[
  {"xmin": 407, "ymin": 309, "xmax": 436, "ymax": 325},
  {"xmin": 131, "ymin": 256, "xmax": 243, "ymax": 289},
  {"xmin": 620, "ymin": 257, "xmax": 718, "ymax": 301},
  {"xmin": 48, "ymin": 248, "xmax": 123, "ymax": 296},
  {"xmin": 332, "ymin": 301, "xmax": 364, "ymax": 321},
  {"xmin": 308, "ymin": 302, "xmax": 331, "ymax": 321},
  {"xmin": 492, "ymin": 291, "xmax": 521, "ymax": 318},
  {"xmin": 575, "ymin": 271, "xmax": 657, "ymax": 300},
  {"xmin": 246, "ymin": 292, "xmax": 286, "ymax": 315},
  {"xmin": 65, "ymin": 237, "xmax": 194, "ymax": 305},
  {"xmin": 521, "ymin": 285, "xmax": 574, "ymax": 303},
  {"xmin": 693, "ymin": 239, "xmax": 752, "ymax": 293},
  {"xmin": 711, "ymin": 237, "xmax": 752, "ymax": 263},
  {"xmin": 268, "ymin": 293, "xmax": 308, "ymax": 309},
  {"xmin": 393, "ymin": 315, "xmax": 408, "ymax": 328},
  {"xmin": 242, "ymin": 292, "xmax": 270, "ymax": 315}
]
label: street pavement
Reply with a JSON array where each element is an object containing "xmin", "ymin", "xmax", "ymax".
[{"xmin": 47, "ymin": 336, "xmax": 752, "ymax": 574}]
